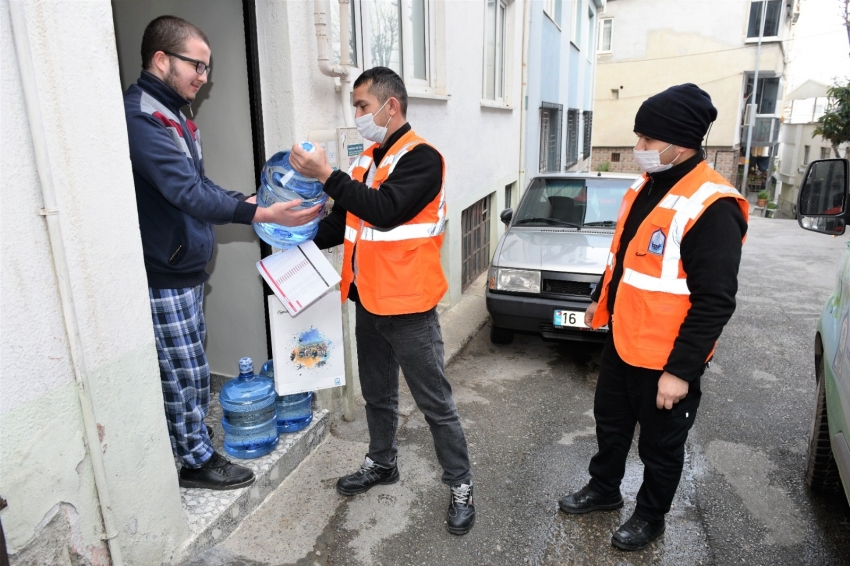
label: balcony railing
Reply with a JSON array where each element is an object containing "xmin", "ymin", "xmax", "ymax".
[{"xmin": 741, "ymin": 116, "xmax": 780, "ymax": 147}]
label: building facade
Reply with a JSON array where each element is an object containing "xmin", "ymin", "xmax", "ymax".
[
  {"xmin": 523, "ymin": 0, "xmax": 604, "ymax": 186},
  {"xmin": 589, "ymin": 0, "xmax": 798, "ymax": 196},
  {"xmin": 774, "ymin": 80, "xmax": 845, "ymax": 218}
]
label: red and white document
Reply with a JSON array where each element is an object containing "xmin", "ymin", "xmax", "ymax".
[{"xmin": 256, "ymin": 241, "xmax": 341, "ymax": 316}]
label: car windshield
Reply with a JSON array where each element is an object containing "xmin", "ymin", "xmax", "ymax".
[{"xmin": 513, "ymin": 177, "xmax": 632, "ymax": 228}]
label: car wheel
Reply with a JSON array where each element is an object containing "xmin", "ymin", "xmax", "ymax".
[
  {"xmin": 805, "ymin": 347, "xmax": 840, "ymax": 492},
  {"xmin": 490, "ymin": 323, "xmax": 514, "ymax": 345}
]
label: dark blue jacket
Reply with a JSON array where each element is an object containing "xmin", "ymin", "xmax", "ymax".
[{"xmin": 124, "ymin": 71, "xmax": 257, "ymax": 288}]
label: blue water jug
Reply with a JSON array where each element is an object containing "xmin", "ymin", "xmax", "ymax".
[
  {"xmin": 260, "ymin": 360, "xmax": 314, "ymax": 434},
  {"xmin": 253, "ymin": 142, "xmax": 329, "ymax": 249},
  {"xmin": 219, "ymin": 357, "xmax": 279, "ymax": 459}
]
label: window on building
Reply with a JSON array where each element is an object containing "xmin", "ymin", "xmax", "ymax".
[
  {"xmin": 585, "ymin": 7, "xmax": 595, "ymax": 56},
  {"xmin": 744, "ymin": 75, "xmax": 780, "ymax": 115},
  {"xmin": 331, "ymin": 0, "xmax": 358, "ymax": 65},
  {"xmin": 505, "ymin": 182, "xmax": 514, "ymax": 209},
  {"xmin": 582, "ymin": 111, "xmax": 593, "ymax": 160},
  {"xmin": 565, "ymin": 108, "xmax": 579, "ymax": 169},
  {"xmin": 611, "ymin": 152, "xmax": 620, "ymax": 163},
  {"xmin": 747, "ymin": 0, "xmax": 781, "ymax": 38},
  {"xmin": 332, "ymin": 0, "xmax": 439, "ymax": 94},
  {"xmin": 610, "ymin": 88, "xmax": 619, "ymax": 100},
  {"xmin": 539, "ymin": 103, "xmax": 563, "ymax": 172},
  {"xmin": 461, "ymin": 194, "xmax": 492, "ymax": 290},
  {"xmin": 599, "ymin": 18, "xmax": 613, "ymax": 52},
  {"xmin": 803, "ymin": 145, "xmax": 810, "ymax": 165},
  {"xmin": 571, "ymin": 0, "xmax": 583, "ymax": 45},
  {"xmin": 820, "ymin": 147, "xmax": 832, "ymax": 160},
  {"xmin": 483, "ymin": 0, "xmax": 508, "ymax": 101},
  {"xmin": 543, "ymin": 0, "xmax": 561, "ymax": 24}
]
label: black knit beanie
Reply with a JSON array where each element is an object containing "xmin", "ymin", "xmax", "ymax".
[{"xmin": 633, "ymin": 83, "xmax": 718, "ymax": 149}]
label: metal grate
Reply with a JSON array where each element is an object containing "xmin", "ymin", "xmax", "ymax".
[
  {"xmin": 583, "ymin": 110, "xmax": 593, "ymax": 160},
  {"xmin": 542, "ymin": 278, "xmax": 592, "ymax": 296},
  {"xmin": 539, "ymin": 103, "xmax": 563, "ymax": 172},
  {"xmin": 461, "ymin": 194, "xmax": 492, "ymax": 290},
  {"xmin": 565, "ymin": 109, "xmax": 579, "ymax": 169}
]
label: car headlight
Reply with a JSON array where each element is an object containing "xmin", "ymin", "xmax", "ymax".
[{"xmin": 489, "ymin": 267, "xmax": 541, "ymax": 294}]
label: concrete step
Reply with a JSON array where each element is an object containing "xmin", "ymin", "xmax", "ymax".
[{"xmin": 175, "ymin": 402, "xmax": 329, "ymax": 560}]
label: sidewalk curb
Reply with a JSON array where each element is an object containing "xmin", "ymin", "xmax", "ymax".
[
  {"xmin": 175, "ymin": 410, "xmax": 329, "ymax": 562},
  {"xmin": 440, "ymin": 292, "xmax": 490, "ymax": 367}
]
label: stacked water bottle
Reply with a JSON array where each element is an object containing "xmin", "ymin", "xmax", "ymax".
[
  {"xmin": 219, "ymin": 357, "xmax": 314, "ymax": 460},
  {"xmin": 220, "ymin": 145, "xmax": 322, "ymax": 459}
]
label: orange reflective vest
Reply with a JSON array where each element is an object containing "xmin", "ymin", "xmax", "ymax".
[
  {"xmin": 340, "ymin": 129, "xmax": 448, "ymax": 315},
  {"xmin": 592, "ymin": 161, "xmax": 749, "ymax": 369}
]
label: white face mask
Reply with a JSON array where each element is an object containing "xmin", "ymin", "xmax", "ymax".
[
  {"xmin": 633, "ymin": 143, "xmax": 680, "ymax": 173},
  {"xmin": 355, "ymin": 99, "xmax": 392, "ymax": 144}
]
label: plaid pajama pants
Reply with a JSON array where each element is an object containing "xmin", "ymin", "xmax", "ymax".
[{"xmin": 149, "ymin": 285, "xmax": 214, "ymax": 468}]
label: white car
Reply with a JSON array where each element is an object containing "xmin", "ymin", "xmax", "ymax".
[
  {"xmin": 797, "ymin": 158, "xmax": 850, "ymax": 506},
  {"xmin": 486, "ymin": 172, "xmax": 638, "ymax": 344}
]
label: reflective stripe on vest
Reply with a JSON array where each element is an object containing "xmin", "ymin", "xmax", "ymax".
[
  {"xmin": 348, "ymin": 154, "xmax": 374, "ymax": 176},
  {"xmin": 622, "ymin": 268, "xmax": 691, "ymax": 295},
  {"xmin": 620, "ymin": 181, "xmax": 744, "ymax": 295},
  {"xmin": 360, "ymin": 188, "xmax": 446, "ymax": 242}
]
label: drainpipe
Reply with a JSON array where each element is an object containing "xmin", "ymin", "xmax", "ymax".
[
  {"xmin": 314, "ymin": 0, "xmax": 355, "ymax": 127},
  {"xmin": 313, "ymin": 0, "xmax": 356, "ymax": 421},
  {"xmin": 338, "ymin": 0, "xmax": 355, "ymax": 127},
  {"xmin": 517, "ymin": 0, "xmax": 532, "ymax": 197},
  {"xmin": 8, "ymin": 2, "xmax": 124, "ymax": 564}
]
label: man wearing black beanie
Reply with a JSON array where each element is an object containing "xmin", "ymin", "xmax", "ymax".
[{"xmin": 557, "ymin": 84, "xmax": 749, "ymax": 551}]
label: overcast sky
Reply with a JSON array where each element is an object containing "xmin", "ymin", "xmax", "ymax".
[{"xmin": 786, "ymin": 0, "xmax": 850, "ymax": 91}]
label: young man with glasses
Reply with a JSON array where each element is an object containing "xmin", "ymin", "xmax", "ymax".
[{"xmin": 123, "ymin": 16, "xmax": 319, "ymax": 490}]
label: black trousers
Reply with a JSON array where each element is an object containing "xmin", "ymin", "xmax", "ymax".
[{"xmin": 588, "ymin": 333, "xmax": 703, "ymax": 523}]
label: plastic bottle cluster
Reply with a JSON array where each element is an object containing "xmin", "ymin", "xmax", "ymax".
[
  {"xmin": 253, "ymin": 142, "xmax": 329, "ymax": 249},
  {"xmin": 218, "ymin": 357, "xmax": 314, "ymax": 460},
  {"xmin": 260, "ymin": 360, "xmax": 314, "ymax": 434}
]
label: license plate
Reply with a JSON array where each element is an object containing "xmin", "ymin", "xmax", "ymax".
[{"xmin": 553, "ymin": 309, "xmax": 586, "ymax": 328}]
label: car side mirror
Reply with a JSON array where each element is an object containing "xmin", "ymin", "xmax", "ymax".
[
  {"xmin": 500, "ymin": 208, "xmax": 513, "ymax": 225},
  {"xmin": 797, "ymin": 158, "xmax": 848, "ymax": 236}
]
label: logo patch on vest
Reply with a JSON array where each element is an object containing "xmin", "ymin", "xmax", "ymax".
[{"xmin": 648, "ymin": 229, "xmax": 666, "ymax": 256}]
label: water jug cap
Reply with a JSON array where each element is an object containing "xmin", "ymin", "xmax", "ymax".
[
  {"xmin": 299, "ymin": 141, "xmax": 316, "ymax": 152},
  {"xmin": 238, "ymin": 357, "xmax": 253, "ymax": 374}
]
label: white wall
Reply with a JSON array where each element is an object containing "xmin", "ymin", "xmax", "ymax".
[{"xmin": 1, "ymin": 0, "xmax": 188, "ymax": 563}]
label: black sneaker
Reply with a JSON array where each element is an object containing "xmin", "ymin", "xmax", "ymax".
[
  {"xmin": 558, "ymin": 484, "xmax": 623, "ymax": 514},
  {"xmin": 611, "ymin": 513, "xmax": 666, "ymax": 551},
  {"xmin": 336, "ymin": 456, "xmax": 399, "ymax": 496},
  {"xmin": 179, "ymin": 452, "xmax": 255, "ymax": 490},
  {"xmin": 446, "ymin": 483, "xmax": 475, "ymax": 535}
]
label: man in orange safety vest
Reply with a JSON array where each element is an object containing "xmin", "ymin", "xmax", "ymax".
[
  {"xmin": 290, "ymin": 67, "xmax": 475, "ymax": 536},
  {"xmin": 557, "ymin": 84, "xmax": 748, "ymax": 551}
]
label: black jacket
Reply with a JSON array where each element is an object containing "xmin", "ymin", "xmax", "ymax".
[{"xmin": 590, "ymin": 153, "xmax": 748, "ymax": 381}]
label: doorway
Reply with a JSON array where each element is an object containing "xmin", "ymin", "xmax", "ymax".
[{"xmin": 111, "ymin": 0, "xmax": 269, "ymax": 377}]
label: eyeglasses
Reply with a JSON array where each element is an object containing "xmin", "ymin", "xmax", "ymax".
[{"xmin": 163, "ymin": 51, "xmax": 211, "ymax": 75}]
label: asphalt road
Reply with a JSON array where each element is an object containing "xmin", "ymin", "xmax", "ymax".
[{"xmin": 185, "ymin": 217, "xmax": 850, "ymax": 565}]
